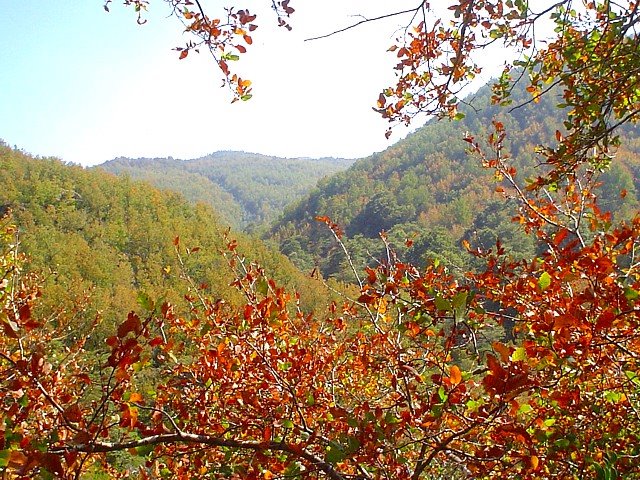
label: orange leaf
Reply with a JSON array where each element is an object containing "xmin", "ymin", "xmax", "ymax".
[
  {"xmin": 450, "ymin": 365, "xmax": 462, "ymax": 385},
  {"xmin": 179, "ymin": 50, "xmax": 188, "ymax": 60},
  {"xmin": 129, "ymin": 392, "xmax": 143, "ymax": 403},
  {"xmin": 530, "ymin": 455, "xmax": 539, "ymax": 470},
  {"xmin": 492, "ymin": 341, "xmax": 511, "ymax": 362}
]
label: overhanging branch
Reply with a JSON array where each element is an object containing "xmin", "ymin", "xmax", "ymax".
[
  {"xmin": 304, "ymin": 2, "xmax": 427, "ymax": 42},
  {"xmin": 50, "ymin": 432, "xmax": 346, "ymax": 480}
]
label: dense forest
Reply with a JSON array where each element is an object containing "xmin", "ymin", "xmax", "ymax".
[
  {"xmin": 270, "ymin": 81, "xmax": 640, "ymax": 279},
  {"xmin": 0, "ymin": 142, "xmax": 334, "ymax": 332},
  {"xmin": 98, "ymin": 152, "xmax": 354, "ymax": 230}
]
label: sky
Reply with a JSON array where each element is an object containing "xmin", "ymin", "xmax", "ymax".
[{"xmin": 0, "ymin": 1, "xmax": 505, "ymax": 166}]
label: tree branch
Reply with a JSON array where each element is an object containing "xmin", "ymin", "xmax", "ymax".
[
  {"xmin": 50, "ymin": 432, "xmax": 347, "ymax": 480},
  {"xmin": 305, "ymin": 3, "xmax": 426, "ymax": 42}
]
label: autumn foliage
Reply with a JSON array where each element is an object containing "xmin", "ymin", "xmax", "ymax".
[{"xmin": 2, "ymin": 0, "xmax": 640, "ymax": 479}]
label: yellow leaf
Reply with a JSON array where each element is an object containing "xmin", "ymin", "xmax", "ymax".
[{"xmin": 530, "ymin": 455, "xmax": 539, "ymax": 470}]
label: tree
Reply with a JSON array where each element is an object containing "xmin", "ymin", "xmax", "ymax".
[{"xmin": 1, "ymin": 1, "xmax": 640, "ymax": 478}]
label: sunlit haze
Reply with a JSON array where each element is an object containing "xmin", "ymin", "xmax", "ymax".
[{"xmin": 0, "ymin": 1, "xmax": 507, "ymax": 166}]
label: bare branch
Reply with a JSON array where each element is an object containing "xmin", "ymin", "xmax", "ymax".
[{"xmin": 305, "ymin": 3, "xmax": 426, "ymax": 42}]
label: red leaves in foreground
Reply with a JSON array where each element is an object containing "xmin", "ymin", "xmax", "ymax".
[{"xmin": 1, "ymin": 176, "xmax": 640, "ymax": 478}]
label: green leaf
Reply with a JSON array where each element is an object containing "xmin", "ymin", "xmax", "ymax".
[
  {"xmin": 538, "ymin": 271, "xmax": 552, "ymax": 291},
  {"xmin": 438, "ymin": 385, "xmax": 448, "ymax": 402},
  {"xmin": 137, "ymin": 291, "xmax": 154, "ymax": 311},
  {"xmin": 518, "ymin": 403, "xmax": 533, "ymax": 414},
  {"xmin": 343, "ymin": 435, "xmax": 360, "ymax": 454},
  {"xmin": 624, "ymin": 287, "xmax": 639, "ymax": 301},
  {"xmin": 452, "ymin": 291, "xmax": 468, "ymax": 320},
  {"xmin": 453, "ymin": 112, "xmax": 466, "ymax": 121},
  {"xmin": 434, "ymin": 296, "xmax": 452, "ymax": 312},
  {"xmin": 604, "ymin": 390, "xmax": 622, "ymax": 403},
  {"xmin": 256, "ymin": 278, "xmax": 269, "ymax": 296},
  {"xmin": 0, "ymin": 450, "xmax": 10, "ymax": 468},
  {"xmin": 306, "ymin": 392, "xmax": 315, "ymax": 406},
  {"xmin": 284, "ymin": 461, "xmax": 302, "ymax": 476},
  {"xmin": 625, "ymin": 370, "xmax": 640, "ymax": 385},
  {"xmin": 466, "ymin": 399, "xmax": 481, "ymax": 412},
  {"xmin": 282, "ymin": 419, "xmax": 294, "ymax": 429},
  {"xmin": 135, "ymin": 444, "xmax": 155, "ymax": 456},
  {"xmin": 325, "ymin": 445, "xmax": 346, "ymax": 464},
  {"xmin": 511, "ymin": 347, "xmax": 527, "ymax": 362},
  {"xmin": 384, "ymin": 411, "xmax": 400, "ymax": 424}
]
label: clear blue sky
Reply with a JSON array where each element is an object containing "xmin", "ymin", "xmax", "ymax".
[{"xmin": 0, "ymin": 1, "xmax": 503, "ymax": 166}]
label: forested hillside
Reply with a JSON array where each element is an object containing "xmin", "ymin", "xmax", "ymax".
[
  {"xmin": 98, "ymin": 152, "xmax": 354, "ymax": 230},
  {"xmin": 0, "ymin": 142, "xmax": 332, "ymax": 333},
  {"xmin": 270, "ymin": 81, "xmax": 640, "ymax": 278}
]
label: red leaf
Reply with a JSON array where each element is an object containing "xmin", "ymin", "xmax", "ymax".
[
  {"xmin": 117, "ymin": 312, "xmax": 142, "ymax": 338},
  {"xmin": 149, "ymin": 336, "xmax": 164, "ymax": 347},
  {"xmin": 596, "ymin": 311, "xmax": 615, "ymax": 330},
  {"xmin": 553, "ymin": 228, "xmax": 569, "ymax": 247},
  {"xmin": 219, "ymin": 60, "xmax": 229, "ymax": 75},
  {"xmin": 365, "ymin": 267, "xmax": 377, "ymax": 284},
  {"xmin": 18, "ymin": 304, "xmax": 31, "ymax": 322}
]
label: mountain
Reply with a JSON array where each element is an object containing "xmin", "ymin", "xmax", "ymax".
[
  {"xmin": 97, "ymin": 152, "xmax": 355, "ymax": 230},
  {"xmin": 269, "ymin": 81, "xmax": 640, "ymax": 279},
  {"xmin": 0, "ymin": 142, "xmax": 334, "ymax": 338}
]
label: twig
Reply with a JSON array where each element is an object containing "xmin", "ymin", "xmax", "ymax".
[{"xmin": 305, "ymin": 3, "xmax": 426, "ymax": 41}]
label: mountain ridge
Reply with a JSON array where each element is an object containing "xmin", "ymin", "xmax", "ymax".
[{"xmin": 97, "ymin": 151, "xmax": 355, "ymax": 230}]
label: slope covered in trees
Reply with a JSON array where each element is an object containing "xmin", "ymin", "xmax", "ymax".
[
  {"xmin": 3, "ymin": 1, "xmax": 640, "ymax": 479},
  {"xmin": 98, "ymin": 152, "xmax": 354, "ymax": 230},
  {"xmin": 0, "ymin": 142, "xmax": 332, "ymax": 329},
  {"xmin": 271, "ymin": 80, "xmax": 640, "ymax": 278}
]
